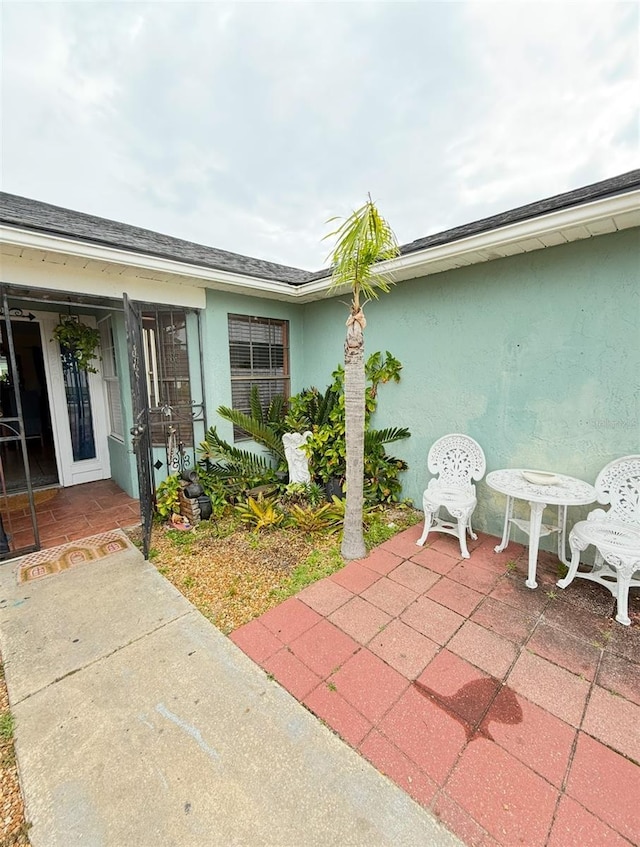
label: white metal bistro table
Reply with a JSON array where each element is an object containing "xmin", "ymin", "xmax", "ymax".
[{"xmin": 486, "ymin": 469, "xmax": 597, "ymax": 589}]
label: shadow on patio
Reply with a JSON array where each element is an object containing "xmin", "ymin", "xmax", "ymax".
[{"xmin": 232, "ymin": 523, "xmax": 639, "ymax": 847}]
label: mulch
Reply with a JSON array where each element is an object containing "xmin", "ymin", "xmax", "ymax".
[
  {"xmin": 0, "ymin": 659, "xmax": 30, "ymax": 847},
  {"xmin": 149, "ymin": 522, "xmax": 338, "ymax": 633}
]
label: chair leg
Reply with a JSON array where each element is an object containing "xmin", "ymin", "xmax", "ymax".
[
  {"xmin": 557, "ymin": 545, "xmax": 582, "ymax": 589},
  {"xmin": 615, "ymin": 568, "xmax": 633, "ymax": 626},
  {"xmin": 417, "ymin": 508, "xmax": 435, "ymax": 547},
  {"xmin": 467, "ymin": 519, "xmax": 477, "ymax": 541},
  {"xmin": 457, "ymin": 519, "xmax": 471, "ymax": 559}
]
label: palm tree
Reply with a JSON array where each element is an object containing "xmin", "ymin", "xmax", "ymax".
[{"xmin": 325, "ymin": 196, "xmax": 400, "ymax": 559}]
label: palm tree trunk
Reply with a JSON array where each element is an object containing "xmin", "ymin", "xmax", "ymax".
[{"xmin": 341, "ymin": 311, "xmax": 367, "ymax": 560}]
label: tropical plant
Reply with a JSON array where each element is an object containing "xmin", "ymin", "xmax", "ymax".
[
  {"xmin": 324, "ymin": 200, "xmax": 400, "ymax": 558},
  {"xmin": 287, "ymin": 503, "xmax": 333, "ymax": 533},
  {"xmin": 196, "ymin": 474, "xmax": 229, "ymax": 518},
  {"xmin": 155, "ymin": 474, "xmax": 182, "ymax": 519},
  {"xmin": 217, "ymin": 385, "xmax": 288, "ymax": 462},
  {"xmin": 203, "ymin": 351, "xmax": 408, "ymax": 506},
  {"xmin": 235, "ymin": 496, "xmax": 285, "ymax": 531},
  {"xmin": 324, "ymin": 495, "xmax": 375, "ymax": 536},
  {"xmin": 198, "ymin": 426, "xmax": 279, "ymax": 498},
  {"xmin": 281, "ymin": 482, "xmax": 325, "ymax": 508},
  {"xmin": 304, "ymin": 352, "xmax": 409, "ymax": 500},
  {"xmin": 364, "ymin": 429, "xmax": 410, "ymax": 503},
  {"xmin": 53, "ymin": 316, "xmax": 101, "ymax": 373},
  {"xmin": 284, "ymin": 384, "xmax": 340, "ymax": 431}
]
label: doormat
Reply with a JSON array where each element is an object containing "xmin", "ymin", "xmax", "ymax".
[
  {"xmin": 3, "ymin": 488, "xmax": 59, "ymax": 513},
  {"xmin": 17, "ymin": 530, "xmax": 135, "ymax": 584}
]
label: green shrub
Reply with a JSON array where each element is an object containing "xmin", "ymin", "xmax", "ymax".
[
  {"xmin": 201, "ymin": 351, "xmax": 411, "ymax": 506},
  {"xmin": 155, "ymin": 474, "xmax": 182, "ymax": 519}
]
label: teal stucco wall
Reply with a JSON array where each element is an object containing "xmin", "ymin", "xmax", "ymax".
[
  {"xmin": 300, "ymin": 227, "xmax": 640, "ymax": 544},
  {"xmin": 200, "ymin": 289, "xmax": 305, "ymax": 449},
  {"xmin": 98, "ymin": 292, "xmax": 304, "ymax": 492}
]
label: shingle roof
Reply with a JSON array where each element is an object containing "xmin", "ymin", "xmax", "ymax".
[
  {"xmin": 301, "ymin": 169, "xmax": 640, "ymax": 282},
  {"xmin": 399, "ymin": 169, "xmax": 640, "ymax": 257},
  {"xmin": 2, "ymin": 169, "xmax": 638, "ymax": 287},
  {"xmin": 0, "ymin": 193, "xmax": 313, "ymax": 285}
]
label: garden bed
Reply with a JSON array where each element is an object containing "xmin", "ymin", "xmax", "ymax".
[{"xmin": 139, "ymin": 505, "xmax": 421, "ymax": 633}]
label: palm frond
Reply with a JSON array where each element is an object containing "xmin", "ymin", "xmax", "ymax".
[
  {"xmin": 325, "ymin": 197, "xmax": 400, "ymax": 305},
  {"xmin": 365, "ymin": 427, "xmax": 411, "ymax": 450},
  {"xmin": 267, "ymin": 394, "xmax": 286, "ymax": 428},
  {"xmin": 317, "ymin": 385, "xmax": 339, "ymax": 426},
  {"xmin": 216, "ymin": 406, "xmax": 286, "ymax": 462},
  {"xmin": 249, "ymin": 385, "xmax": 264, "ymax": 424},
  {"xmin": 200, "ymin": 427, "xmax": 273, "ymax": 477}
]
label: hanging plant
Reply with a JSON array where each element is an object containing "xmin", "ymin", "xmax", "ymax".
[{"xmin": 52, "ymin": 316, "xmax": 101, "ymax": 373}]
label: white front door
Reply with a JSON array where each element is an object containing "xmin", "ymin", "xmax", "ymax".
[{"xmin": 38, "ymin": 312, "xmax": 111, "ymax": 487}]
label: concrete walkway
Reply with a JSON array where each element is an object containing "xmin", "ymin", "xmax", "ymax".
[{"xmin": 0, "ymin": 543, "xmax": 460, "ymax": 847}]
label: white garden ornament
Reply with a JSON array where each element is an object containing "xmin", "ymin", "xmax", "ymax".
[{"xmin": 283, "ymin": 431, "xmax": 313, "ymax": 484}]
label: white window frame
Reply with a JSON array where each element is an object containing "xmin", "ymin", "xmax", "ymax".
[{"xmin": 98, "ymin": 315, "xmax": 124, "ymax": 441}]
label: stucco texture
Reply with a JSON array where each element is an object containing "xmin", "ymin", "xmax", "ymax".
[
  {"xmin": 202, "ymin": 289, "xmax": 305, "ymax": 449},
  {"xmin": 300, "ymin": 228, "xmax": 640, "ymax": 541}
]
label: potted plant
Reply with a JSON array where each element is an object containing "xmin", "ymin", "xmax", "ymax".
[{"xmin": 52, "ymin": 316, "xmax": 100, "ymax": 373}]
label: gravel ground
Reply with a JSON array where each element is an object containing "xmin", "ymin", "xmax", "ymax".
[
  {"xmin": 149, "ymin": 521, "xmax": 340, "ymax": 633},
  {"xmin": 147, "ymin": 506, "xmax": 420, "ymax": 633},
  {"xmin": 1, "ymin": 658, "xmax": 30, "ymax": 847}
]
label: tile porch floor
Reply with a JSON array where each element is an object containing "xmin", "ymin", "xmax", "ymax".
[
  {"xmin": 2, "ymin": 480, "xmax": 140, "ymax": 551},
  {"xmin": 232, "ymin": 524, "xmax": 640, "ymax": 847}
]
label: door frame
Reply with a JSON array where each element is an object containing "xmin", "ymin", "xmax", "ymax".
[{"xmin": 29, "ymin": 310, "xmax": 111, "ymax": 487}]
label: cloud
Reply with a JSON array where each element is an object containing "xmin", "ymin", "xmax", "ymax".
[
  {"xmin": 446, "ymin": 2, "xmax": 639, "ymax": 212},
  {"xmin": 1, "ymin": 1, "xmax": 637, "ymax": 269}
]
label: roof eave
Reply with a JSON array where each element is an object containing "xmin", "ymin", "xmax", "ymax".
[
  {"xmin": 2, "ymin": 187, "xmax": 638, "ymax": 305},
  {"xmin": 291, "ymin": 188, "xmax": 640, "ymax": 302},
  {"xmin": 0, "ymin": 225, "xmax": 300, "ymax": 302}
]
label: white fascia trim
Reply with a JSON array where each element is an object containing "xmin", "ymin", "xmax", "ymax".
[
  {"xmin": 292, "ymin": 189, "xmax": 640, "ymax": 300},
  {"xmin": 0, "ymin": 226, "xmax": 299, "ymax": 300},
  {"xmin": 2, "ymin": 188, "xmax": 638, "ymax": 304}
]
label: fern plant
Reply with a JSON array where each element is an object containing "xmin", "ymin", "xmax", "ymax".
[
  {"xmin": 53, "ymin": 316, "xmax": 101, "ymax": 373},
  {"xmin": 284, "ymin": 384, "xmax": 340, "ymax": 431},
  {"xmin": 216, "ymin": 385, "xmax": 288, "ymax": 462}
]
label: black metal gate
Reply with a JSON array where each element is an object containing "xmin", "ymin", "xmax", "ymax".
[
  {"xmin": 0, "ymin": 287, "xmax": 39, "ymax": 557},
  {"xmin": 123, "ymin": 294, "xmax": 154, "ymax": 559}
]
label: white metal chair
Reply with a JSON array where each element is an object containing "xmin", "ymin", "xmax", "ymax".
[
  {"xmin": 416, "ymin": 434, "xmax": 486, "ymax": 559},
  {"xmin": 557, "ymin": 455, "xmax": 640, "ymax": 625}
]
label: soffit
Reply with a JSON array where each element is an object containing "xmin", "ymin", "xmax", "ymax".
[{"xmin": 1, "ymin": 188, "xmax": 639, "ymax": 305}]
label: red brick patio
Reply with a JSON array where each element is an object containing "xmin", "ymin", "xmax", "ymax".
[
  {"xmin": 3, "ymin": 480, "xmax": 140, "ymax": 551},
  {"xmin": 232, "ymin": 524, "xmax": 640, "ymax": 847}
]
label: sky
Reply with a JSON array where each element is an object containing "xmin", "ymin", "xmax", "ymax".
[{"xmin": 1, "ymin": 0, "xmax": 638, "ymax": 271}]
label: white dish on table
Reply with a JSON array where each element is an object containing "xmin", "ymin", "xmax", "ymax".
[{"xmin": 522, "ymin": 470, "xmax": 560, "ymax": 486}]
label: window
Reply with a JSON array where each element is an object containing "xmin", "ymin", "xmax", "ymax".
[
  {"xmin": 228, "ymin": 314, "xmax": 289, "ymax": 439},
  {"xmin": 142, "ymin": 310, "xmax": 193, "ymax": 446},
  {"xmin": 98, "ymin": 316, "xmax": 123, "ymax": 440}
]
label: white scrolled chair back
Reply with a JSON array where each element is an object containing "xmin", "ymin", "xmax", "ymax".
[
  {"xmin": 558, "ymin": 454, "xmax": 640, "ymax": 626},
  {"xmin": 417, "ymin": 433, "xmax": 487, "ymax": 559},
  {"xmin": 588, "ymin": 454, "xmax": 640, "ymax": 527},
  {"xmin": 427, "ymin": 434, "xmax": 486, "ymax": 488}
]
